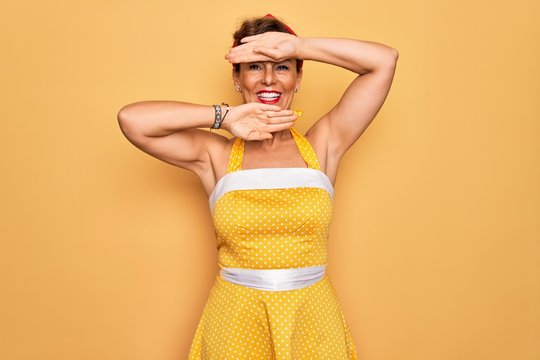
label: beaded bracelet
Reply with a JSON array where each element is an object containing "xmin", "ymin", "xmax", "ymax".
[{"xmin": 211, "ymin": 104, "xmax": 222, "ymax": 129}]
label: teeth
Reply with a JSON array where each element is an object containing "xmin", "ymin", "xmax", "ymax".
[{"xmin": 258, "ymin": 92, "xmax": 280, "ymax": 100}]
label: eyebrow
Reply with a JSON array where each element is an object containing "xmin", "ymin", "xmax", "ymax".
[{"xmin": 245, "ymin": 60, "xmax": 293, "ymax": 66}]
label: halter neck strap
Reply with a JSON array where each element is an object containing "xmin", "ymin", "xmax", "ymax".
[{"xmin": 226, "ymin": 127, "xmax": 321, "ymax": 173}]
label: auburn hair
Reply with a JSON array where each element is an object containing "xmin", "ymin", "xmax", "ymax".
[{"xmin": 232, "ymin": 15, "xmax": 303, "ymax": 72}]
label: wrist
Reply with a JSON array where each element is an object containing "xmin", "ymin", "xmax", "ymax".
[
  {"xmin": 296, "ymin": 37, "xmax": 317, "ymax": 62},
  {"xmin": 210, "ymin": 104, "xmax": 223, "ymax": 129},
  {"xmin": 209, "ymin": 103, "xmax": 231, "ymax": 130},
  {"xmin": 220, "ymin": 104, "xmax": 233, "ymax": 131},
  {"xmin": 295, "ymin": 37, "xmax": 305, "ymax": 59}
]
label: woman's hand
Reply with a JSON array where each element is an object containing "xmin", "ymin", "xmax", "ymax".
[
  {"xmin": 225, "ymin": 32, "xmax": 302, "ymax": 64},
  {"xmin": 222, "ymin": 103, "xmax": 298, "ymax": 141}
]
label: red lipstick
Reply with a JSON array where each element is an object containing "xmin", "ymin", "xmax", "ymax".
[{"xmin": 256, "ymin": 90, "xmax": 282, "ymax": 104}]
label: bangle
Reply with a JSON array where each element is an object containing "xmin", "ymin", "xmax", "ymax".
[
  {"xmin": 211, "ymin": 104, "xmax": 222, "ymax": 129},
  {"xmin": 221, "ymin": 102, "xmax": 230, "ymax": 126}
]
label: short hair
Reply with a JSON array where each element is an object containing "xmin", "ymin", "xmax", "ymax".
[{"xmin": 232, "ymin": 15, "xmax": 303, "ymax": 73}]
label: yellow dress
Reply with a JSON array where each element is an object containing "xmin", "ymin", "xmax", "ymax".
[{"xmin": 188, "ymin": 127, "xmax": 358, "ymax": 359}]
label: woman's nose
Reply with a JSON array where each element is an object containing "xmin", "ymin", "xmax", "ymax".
[{"xmin": 262, "ymin": 66, "xmax": 276, "ymax": 85}]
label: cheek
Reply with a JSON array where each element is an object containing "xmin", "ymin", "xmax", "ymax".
[
  {"xmin": 284, "ymin": 73, "xmax": 299, "ymax": 86},
  {"xmin": 283, "ymin": 78, "xmax": 298, "ymax": 91},
  {"xmin": 239, "ymin": 75, "xmax": 258, "ymax": 89}
]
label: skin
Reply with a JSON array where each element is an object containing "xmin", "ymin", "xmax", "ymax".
[
  {"xmin": 117, "ymin": 31, "xmax": 399, "ymax": 196},
  {"xmin": 231, "ymin": 58, "xmax": 304, "ymax": 170}
]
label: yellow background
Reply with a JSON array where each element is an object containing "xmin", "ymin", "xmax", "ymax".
[{"xmin": 1, "ymin": 0, "xmax": 539, "ymax": 359}]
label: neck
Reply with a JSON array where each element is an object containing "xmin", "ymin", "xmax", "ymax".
[{"xmin": 258, "ymin": 128, "xmax": 293, "ymax": 149}]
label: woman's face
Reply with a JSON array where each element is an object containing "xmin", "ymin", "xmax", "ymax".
[{"xmin": 233, "ymin": 59, "xmax": 302, "ymax": 110}]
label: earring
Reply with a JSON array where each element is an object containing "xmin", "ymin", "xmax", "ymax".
[
  {"xmin": 294, "ymin": 88, "xmax": 299, "ymax": 93},
  {"xmin": 235, "ymin": 86, "xmax": 241, "ymax": 93}
]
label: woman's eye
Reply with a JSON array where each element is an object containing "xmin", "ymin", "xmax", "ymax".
[
  {"xmin": 248, "ymin": 64, "xmax": 261, "ymax": 70},
  {"xmin": 277, "ymin": 64, "xmax": 289, "ymax": 71}
]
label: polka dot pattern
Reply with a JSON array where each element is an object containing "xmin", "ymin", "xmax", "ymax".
[
  {"xmin": 188, "ymin": 127, "xmax": 358, "ymax": 359},
  {"xmin": 214, "ymin": 187, "xmax": 332, "ymax": 269},
  {"xmin": 288, "ymin": 126, "xmax": 321, "ymax": 170},
  {"xmin": 189, "ymin": 275, "xmax": 358, "ymax": 359},
  {"xmin": 226, "ymin": 135, "xmax": 245, "ymax": 173}
]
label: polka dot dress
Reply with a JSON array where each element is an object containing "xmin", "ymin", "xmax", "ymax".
[{"xmin": 188, "ymin": 127, "xmax": 358, "ymax": 359}]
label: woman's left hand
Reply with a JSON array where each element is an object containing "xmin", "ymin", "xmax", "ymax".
[{"xmin": 225, "ymin": 32, "xmax": 302, "ymax": 64}]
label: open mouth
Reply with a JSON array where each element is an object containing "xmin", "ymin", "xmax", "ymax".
[{"xmin": 256, "ymin": 91, "xmax": 281, "ymax": 104}]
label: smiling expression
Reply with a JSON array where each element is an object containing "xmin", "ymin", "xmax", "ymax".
[{"xmin": 234, "ymin": 59, "xmax": 302, "ymax": 109}]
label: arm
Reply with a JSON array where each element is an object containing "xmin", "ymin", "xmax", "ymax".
[
  {"xmin": 117, "ymin": 101, "xmax": 226, "ymax": 176},
  {"xmin": 117, "ymin": 101, "xmax": 297, "ymax": 177},
  {"xmin": 299, "ymin": 38, "xmax": 398, "ymax": 161},
  {"xmin": 227, "ymin": 33, "xmax": 398, "ymax": 171}
]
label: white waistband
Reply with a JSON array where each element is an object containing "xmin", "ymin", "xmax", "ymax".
[{"xmin": 219, "ymin": 265, "xmax": 326, "ymax": 291}]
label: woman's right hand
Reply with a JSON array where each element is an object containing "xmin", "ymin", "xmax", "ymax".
[{"xmin": 223, "ymin": 103, "xmax": 298, "ymax": 141}]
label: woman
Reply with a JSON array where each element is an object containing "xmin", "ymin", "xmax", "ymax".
[{"xmin": 118, "ymin": 14, "xmax": 397, "ymax": 360}]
